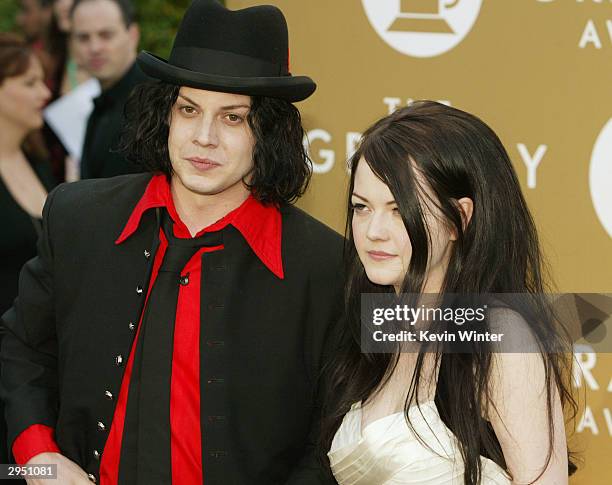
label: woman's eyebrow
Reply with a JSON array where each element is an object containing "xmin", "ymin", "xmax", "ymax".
[{"xmin": 351, "ymin": 193, "xmax": 396, "ymax": 205}]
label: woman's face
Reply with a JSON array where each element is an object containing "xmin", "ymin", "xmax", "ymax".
[
  {"xmin": 54, "ymin": 0, "xmax": 73, "ymax": 33},
  {"xmin": 351, "ymin": 157, "xmax": 454, "ymax": 294},
  {"xmin": 0, "ymin": 55, "xmax": 51, "ymax": 132}
]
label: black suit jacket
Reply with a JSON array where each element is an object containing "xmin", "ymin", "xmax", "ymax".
[
  {"xmin": 0, "ymin": 174, "xmax": 344, "ymax": 484},
  {"xmin": 80, "ymin": 63, "xmax": 149, "ymax": 179}
]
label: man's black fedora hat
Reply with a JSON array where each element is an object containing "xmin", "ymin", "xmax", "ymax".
[{"xmin": 137, "ymin": 0, "xmax": 316, "ymax": 102}]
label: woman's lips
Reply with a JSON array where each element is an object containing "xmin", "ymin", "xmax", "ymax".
[
  {"xmin": 367, "ymin": 250, "xmax": 396, "ymax": 261},
  {"xmin": 187, "ymin": 157, "xmax": 221, "ymax": 171}
]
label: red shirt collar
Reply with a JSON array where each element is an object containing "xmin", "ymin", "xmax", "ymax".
[{"xmin": 116, "ymin": 174, "xmax": 284, "ymax": 279}]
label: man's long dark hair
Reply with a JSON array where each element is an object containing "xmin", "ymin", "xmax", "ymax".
[
  {"xmin": 321, "ymin": 101, "xmax": 577, "ymax": 485},
  {"xmin": 120, "ymin": 80, "xmax": 311, "ymax": 205}
]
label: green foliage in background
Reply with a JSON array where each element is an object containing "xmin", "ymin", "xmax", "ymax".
[
  {"xmin": 0, "ymin": 1, "xmax": 19, "ymax": 33},
  {"xmin": 0, "ymin": 0, "xmax": 225, "ymax": 56},
  {"xmin": 135, "ymin": 0, "xmax": 191, "ymax": 57}
]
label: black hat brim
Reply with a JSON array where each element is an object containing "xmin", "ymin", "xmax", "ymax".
[{"xmin": 137, "ymin": 51, "xmax": 316, "ymax": 102}]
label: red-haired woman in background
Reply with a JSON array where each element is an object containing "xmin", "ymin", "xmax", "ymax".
[
  {"xmin": 0, "ymin": 34, "xmax": 56, "ymax": 465},
  {"xmin": 0, "ymin": 33, "xmax": 55, "ymax": 314}
]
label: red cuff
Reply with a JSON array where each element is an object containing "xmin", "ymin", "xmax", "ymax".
[{"xmin": 12, "ymin": 424, "xmax": 61, "ymax": 464}]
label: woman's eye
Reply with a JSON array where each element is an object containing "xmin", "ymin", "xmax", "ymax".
[{"xmin": 351, "ymin": 203, "xmax": 367, "ymax": 212}]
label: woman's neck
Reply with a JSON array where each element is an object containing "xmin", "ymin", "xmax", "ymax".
[{"xmin": 0, "ymin": 117, "xmax": 27, "ymax": 160}]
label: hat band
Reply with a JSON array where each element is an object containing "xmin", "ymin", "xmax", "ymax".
[{"xmin": 169, "ymin": 47, "xmax": 287, "ymax": 78}]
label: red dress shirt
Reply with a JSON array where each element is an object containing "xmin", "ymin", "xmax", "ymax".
[{"xmin": 13, "ymin": 174, "xmax": 283, "ymax": 485}]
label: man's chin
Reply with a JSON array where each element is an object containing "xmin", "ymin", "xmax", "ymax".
[
  {"xmin": 182, "ymin": 181, "xmax": 225, "ymax": 197},
  {"xmin": 91, "ymin": 70, "xmax": 117, "ymax": 86},
  {"xmin": 31, "ymin": 118, "xmax": 44, "ymax": 130},
  {"xmin": 173, "ymin": 173, "xmax": 250, "ymax": 201},
  {"xmin": 190, "ymin": 187, "xmax": 223, "ymax": 197}
]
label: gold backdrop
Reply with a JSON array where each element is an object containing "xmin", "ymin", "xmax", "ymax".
[{"xmin": 227, "ymin": 1, "xmax": 611, "ymax": 482}]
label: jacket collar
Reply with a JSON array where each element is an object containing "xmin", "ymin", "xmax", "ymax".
[
  {"xmin": 116, "ymin": 174, "xmax": 284, "ymax": 279},
  {"xmin": 94, "ymin": 62, "xmax": 146, "ymax": 109}
]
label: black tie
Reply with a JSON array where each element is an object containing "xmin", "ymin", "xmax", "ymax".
[{"xmin": 118, "ymin": 211, "xmax": 223, "ymax": 484}]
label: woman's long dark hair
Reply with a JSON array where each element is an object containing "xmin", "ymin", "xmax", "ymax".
[
  {"xmin": 321, "ymin": 101, "xmax": 577, "ymax": 485},
  {"xmin": 120, "ymin": 80, "xmax": 311, "ymax": 206}
]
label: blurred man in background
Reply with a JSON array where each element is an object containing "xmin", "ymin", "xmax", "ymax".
[{"xmin": 71, "ymin": 0, "xmax": 148, "ymax": 179}]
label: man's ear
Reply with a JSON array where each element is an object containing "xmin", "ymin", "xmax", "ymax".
[
  {"xmin": 128, "ymin": 23, "xmax": 140, "ymax": 50},
  {"xmin": 450, "ymin": 197, "xmax": 474, "ymax": 241}
]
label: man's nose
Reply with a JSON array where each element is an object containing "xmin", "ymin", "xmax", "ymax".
[
  {"xmin": 89, "ymin": 37, "xmax": 104, "ymax": 53},
  {"xmin": 193, "ymin": 116, "xmax": 219, "ymax": 147}
]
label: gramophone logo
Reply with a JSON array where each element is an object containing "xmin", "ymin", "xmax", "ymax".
[
  {"xmin": 589, "ymin": 118, "xmax": 612, "ymax": 238},
  {"xmin": 362, "ymin": 0, "xmax": 482, "ymax": 58}
]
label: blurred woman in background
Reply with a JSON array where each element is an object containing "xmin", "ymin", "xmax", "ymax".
[
  {"xmin": 49, "ymin": 0, "xmax": 90, "ymax": 96},
  {"xmin": 0, "ymin": 32, "xmax": 55, "ymax": 323},
  {"xmin": 0, "ymin": 32, "xmax": 55, "ymax": 467},
  {"xmin": 40, "ymin": 0, "xmax": 91, "ymax": 181}
]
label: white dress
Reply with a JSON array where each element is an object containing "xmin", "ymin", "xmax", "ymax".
[{"xmin": 328, "ymin": 400, "xmax": 511, "ymax": 484}]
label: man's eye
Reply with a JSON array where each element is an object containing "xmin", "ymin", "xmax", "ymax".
[
  {"xmin": 180, "ymin": 106, "xmax": 197, "ymax": 115},
  {"xmin": 225, "ymin": 113, "xmax": 243, "ymax": 123}
]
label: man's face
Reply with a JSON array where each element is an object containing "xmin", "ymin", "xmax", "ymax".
[
  {"xmin": 17, "ymin": 0, "xmax": 52, "ymax": 41},
  {"xmin": 71, "ymin": 0, "xmax": 139, "ymax": 89},
  {"xmin": 168, "ymin": 87, "xmax": 256, "ymax": 206}
]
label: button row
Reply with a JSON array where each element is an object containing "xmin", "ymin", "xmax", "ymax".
[
  {"xmin": 209, "ymin": 450, "xmax": 227, "ymax": 459},
  {"xmin": 207, "ymin": 415, "xmax": 226, "ymax": 423},
  {"xmin": 206, "ymin": 340, "xmax": 224, "ymax": 347}
]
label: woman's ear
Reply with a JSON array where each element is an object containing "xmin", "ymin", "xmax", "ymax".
[{"xmin": 450, "ymin": 197, "xmax": 474, "ymax": 241}]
